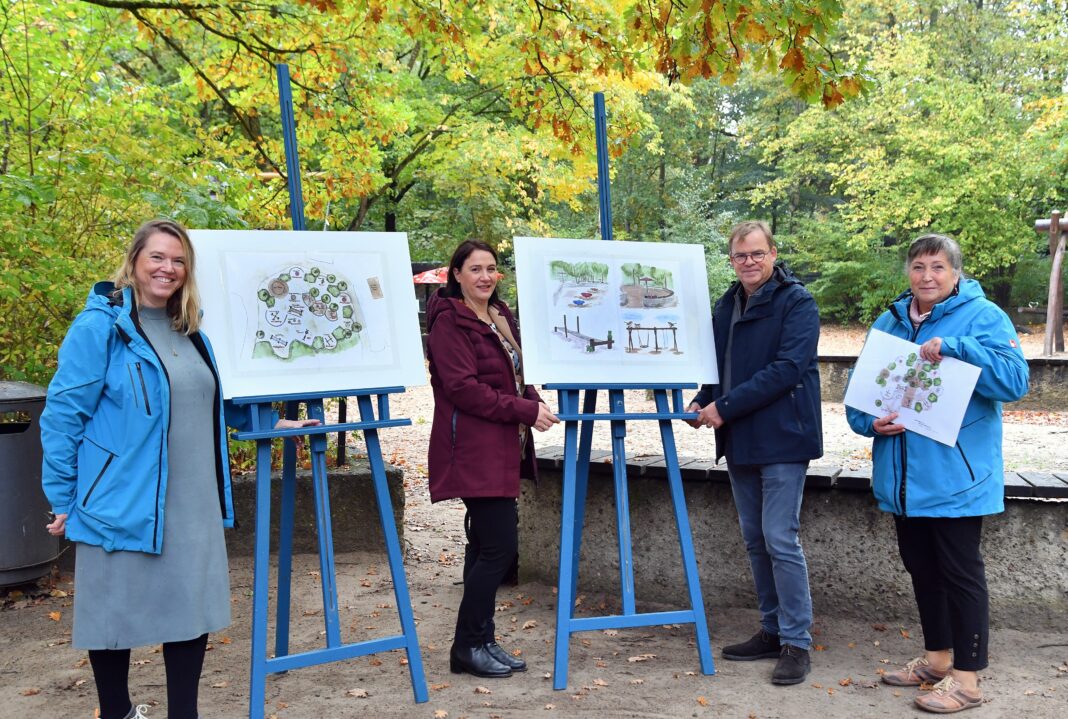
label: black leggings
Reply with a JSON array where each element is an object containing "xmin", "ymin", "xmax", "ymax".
[
  {"xmin": 455, "ymin": 498, "xmax": 519, "ymax": 647},
  {"xmin": 88, "ymin": 633, "xmax": 208, "ymax": 719},
  {"xmin": 895, "ymin": 515, "xmax": 989, "ymax": 671}
]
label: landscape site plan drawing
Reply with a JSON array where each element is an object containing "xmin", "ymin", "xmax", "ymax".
[
  {"xmin": 191, "ymin": 230, "xmax": 426, "ymax": 398},
  {"xmin": 844, "ymin": 329, "xmax": 981, "ymax": 446},
  {"xmin": 514, "ymin": 237, "xmax": 718, "ymax": 385}
]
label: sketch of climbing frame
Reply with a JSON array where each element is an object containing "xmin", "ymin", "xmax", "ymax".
[
  {"xmin": 844, "ymin": 329, "xmax": 981, "ymax": 446},
  {"xmin": 514, "ymin": 236, "xmax": 718, "ymax": 385},
  {"xmin": 191, "ymin": 230, "xmax": 426, "ymax": 398}
]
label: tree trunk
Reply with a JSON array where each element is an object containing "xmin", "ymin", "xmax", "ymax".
[{"xmin": 1045, "ymin": 211, "xmax": 1065, "ymax": 355}]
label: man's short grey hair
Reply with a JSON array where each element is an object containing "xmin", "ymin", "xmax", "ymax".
[
  {"xmin": 906, "ymin": 233, "xmax": 963, "ymax": 273},
  {"xmin": 728, "ymin": 220, "xmax": 776, "ymax": 253}
]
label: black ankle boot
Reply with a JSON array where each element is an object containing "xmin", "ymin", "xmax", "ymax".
[
  {"xmin": 450, "ymin": 643, "xmax": 513, "ymax": 678},
  {"xmin": 484, "ymin": 641, "xmax": 527, "ymax": 672}
]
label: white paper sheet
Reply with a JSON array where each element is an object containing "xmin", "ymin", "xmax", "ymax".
[
  {"xmin": 844, "ymin": 329, "xmax": 981, "ymax": 446},
  {"xmin": 513, "ymin": 237, "xmax": 718, "ymax": 385},
  {"xmin": 191, "ymin": 230, "xmax": 426, "ymax": 399}
]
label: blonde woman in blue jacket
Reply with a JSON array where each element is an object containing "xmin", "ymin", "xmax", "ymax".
[
  {"xmin": 41, "ymin": 219, "xmax": 316, "ymax": 719},
  {"xmin": 847, "ymin": 234, "xmax": 1029, "ymax": 714}
]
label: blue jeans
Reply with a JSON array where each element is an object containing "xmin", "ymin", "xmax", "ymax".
[{"xmin": 726, "ymin": 461, "xmax": 813, "ymax": 650}]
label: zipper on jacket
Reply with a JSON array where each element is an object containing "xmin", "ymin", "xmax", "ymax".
[
  {"xmin": 82, "ymin": 452, "xmax": 115, "ymax": 507},
  {"xmin": 897, "ymin": 433, "xmax": 907, "ymax": 516},
  {"xmin": 895, "ymin": 313, "xmax": 929, "ymax": 517},
  {"xmin": 451, "ymin": 408, "xmax": 458, "ymax": 446},
  {"xmin": 135, "ymin": 362, "xmax": 152, "ymax": 416},
  {"xmin": 956, "ymin": 442, "xmax": 976, "ymax": 482}
]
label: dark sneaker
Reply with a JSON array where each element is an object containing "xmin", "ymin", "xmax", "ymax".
[
  {"xmin": 722, "ymin": 629, "xmax": 781, "ymax": 661},
  {"xmin": 772, "ymin": 644, "xmax": 811, "ymax": 685}
]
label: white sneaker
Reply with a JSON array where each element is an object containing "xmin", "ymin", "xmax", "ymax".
[{"xmin": 121, "ymin": 704, "xmax": 151, "ymax": 719}]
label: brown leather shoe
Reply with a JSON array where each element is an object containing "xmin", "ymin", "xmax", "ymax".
[
  {"xmin": 914, "ymin": 676, "xmax": 983, "ymax": 713},
  {"xmin": 882, "ymin": 656, "xmax": 950, "ymax": 686}
]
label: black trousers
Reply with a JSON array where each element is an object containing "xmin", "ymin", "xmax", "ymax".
[
  {"xmin": 88, "ymin": 633, "xmax": 208, "ymax": 719},
  {"xmin": 454, "ymin": 498, "xmax": 519, "ymax": 647},
  {"xmin": 894, "ymin": 515, "xmax": 989, "ymax": 671}
]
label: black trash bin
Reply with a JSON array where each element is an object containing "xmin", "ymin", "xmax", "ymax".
[{"xmin": 0, "ymin": 381, "xmax": 61, "ymax": 586}]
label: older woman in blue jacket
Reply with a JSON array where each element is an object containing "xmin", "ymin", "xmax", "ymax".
[
  {"xmin": 41, "ymin": 219, "xmax": 316, "ymax": 719},
  {"xmin": 847, "ymin": 234, "xmax": 1028, "ymax": 714}
]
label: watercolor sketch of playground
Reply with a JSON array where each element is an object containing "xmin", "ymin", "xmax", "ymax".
[
  {"xmin": 514, "ymin": 237, "xmax": 718, "ymax": 385},
  {"xmin": 191, "ymin": 230, "xmax": 426, "ymax": 398},
  {"xmin": 844, "ymin": 329, "xmax": 981, "ymax": 446}
]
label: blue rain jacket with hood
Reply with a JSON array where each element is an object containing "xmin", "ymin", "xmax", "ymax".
[
  {"xmin": 41, "ymin": 282, "xmax": 242, "ymax": 553},
  {"xmin": 846, "ymin": 278, "xmax": 1029, "ymax": 517}
]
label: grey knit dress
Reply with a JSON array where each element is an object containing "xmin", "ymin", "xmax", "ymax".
[{"xmin": 72, "ymin": 306, "xmax": 231, "ymax": 649}]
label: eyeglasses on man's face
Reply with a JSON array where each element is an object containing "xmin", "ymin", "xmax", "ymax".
[{"xmin": 728, "ymin": 250, "xmax": 769, "ymax": 265}]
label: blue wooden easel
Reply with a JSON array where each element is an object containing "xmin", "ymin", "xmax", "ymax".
[
  {"xmin": 549, "ymin": 93, "xmax": 715, "ymax": 690},
  {"xmin": 235, "ymin": 65, "xmax": 428, "ymax": 719}
]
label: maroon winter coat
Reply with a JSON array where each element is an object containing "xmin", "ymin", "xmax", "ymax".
[{"xmin": 426, "ymin": 290, "xmax": 542, "ymax": 503}]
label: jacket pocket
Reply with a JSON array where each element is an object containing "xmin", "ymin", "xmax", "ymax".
[
  {"xmin": 134, "ymin": 362, "xmax": 152, "ymax": 416},
  {"xmin": 80, "ymin": 438, "xmax": 117, "ymax": 510},
  {"xmin": 956, "ymin": 442, "xmax": 976, "ymax": 482}
]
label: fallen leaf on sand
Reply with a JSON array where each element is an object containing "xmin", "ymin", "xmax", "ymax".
[
  {"xmin": 430, "ymin": 683, "xmax": 450, "ymax": 691},
  {"xmin": 630, "ymin": 678, "xmax": 644, "ymax": 685},
  {"xmin": 345, "ymin": 688, "xmax": 368, "ymax": 698},
  {"xmin": 899, "ymin": 628, "xmax": 910, "ymax": 639},
  {"xmin": 211, "ymin": 681, "xmax": 230, "ymax": 688},
  {"xmin": 696, "ymin": 696, "xmax": 709, "ymax": 706},
  {"xmin": 593, "ymin": 678, "xmax": 608, "ymax": 686},
  {"xmin": 433, "ymin": 711, "xmax": 448, "ymax": 719},
  {"xmin": 839, "ymin": 677, "xmax": 852, "ymax": 687},
  {"xmin": 544, "ymin": 704, "xmax": 555, "ymax": 710},
  {"xmin": 872, "ymin": 623, "xmax": 887, "ymax": 631},
  {"xmin": 522, "ymin": 620, "xmax": 538, "ymax": 630},
  {"xmin": 474, "ymin": 686, "xmax": 492, "ymax": 695},
  {"xmin": 22, "ymin": 688, "xmax": 40, "ymax": 696},
  {"xmin": 48, "ymin": 611, "xmax": 61, "ymax": 622},
  {"xmin": 628, "ymin": 654, "xmax": 656, "ymax": 662}
]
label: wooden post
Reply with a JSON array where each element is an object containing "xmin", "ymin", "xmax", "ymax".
[{"xmin": 1038, "ymin": 211, "xmax": 1065, "ymax": 356}]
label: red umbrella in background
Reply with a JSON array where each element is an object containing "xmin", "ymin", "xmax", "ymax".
[
  {"xmin": 412, "ymin": 266, "xmax": 448, "ymax": 284},
  {"xmin": 412, "ymin": 267, "xmax": 505, "ymax": 284}
]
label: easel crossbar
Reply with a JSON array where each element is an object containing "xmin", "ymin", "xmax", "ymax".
[
  {"xmin": 568, "ymin": 610, "xmax": 699, "ymax": 632},
  {"xmin": 264, "ymin": 634, "xmax": 408, "ymax": 673},
  {"xmin": 234, "ymin": 418, "xmax": 409, "ymax": 441}
]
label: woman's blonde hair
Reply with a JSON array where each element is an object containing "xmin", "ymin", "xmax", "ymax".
[{"xmin": 113, "ymin": 219, "xmax": 201, "ymax": 334}]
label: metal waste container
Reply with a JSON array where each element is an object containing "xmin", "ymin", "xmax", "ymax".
[{"xmin": 0, "ymin": 381, "xmax": 61, "ymax": 586}]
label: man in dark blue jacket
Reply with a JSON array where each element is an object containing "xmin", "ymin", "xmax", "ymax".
[{"xmin": 689, "ymin": 220, "xmax": 823, "ymax": 685}]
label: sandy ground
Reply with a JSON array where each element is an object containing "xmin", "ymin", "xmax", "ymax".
[{"xmin": 3, "ymin": 325, "xmax": 1066, "ymax": 718}]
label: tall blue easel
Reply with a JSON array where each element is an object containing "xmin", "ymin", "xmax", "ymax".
[
  {"xmin": 549, "ymin": 93, "xmax": 715, "ymax": 690},
  {"xmin": 236, "ymin": 64, "xmax": 428, "ymax": 719}
]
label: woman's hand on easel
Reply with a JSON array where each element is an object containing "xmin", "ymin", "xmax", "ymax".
[
  {"xmin": 274, "ymin": 418, "xmax": 321, "ymax": 451},
  {"xmin": 533, "ymin": 402, "xmax": 560, "ymax": 432}
]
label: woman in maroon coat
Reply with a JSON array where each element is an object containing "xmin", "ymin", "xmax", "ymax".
[{"xmin": 427, "ymin": 240, "xmax": 559, "ymax": 678}]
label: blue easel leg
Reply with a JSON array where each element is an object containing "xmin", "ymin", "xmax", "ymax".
[
  {"xmin": 275, "ymin": 402, "xmax": 299, "ymax": 660},
  {"xmin": 654, "ymin": 390, "xmax": 715, "ymax": 675},
  {"xmin": 569, "ymin": 389, "xmax": 596, "ymax": 612},
  {"xmin": 357, "ymin": 396, "xmax": 428, "ymax": 703},
  {"xmin": 553, "ymin": 389, "xmax": 581, "ymax": 691},
  {"xmin": 306, "ymin": 399, "xmax": 342, "ymax": 648},
  {"xmin": 608, "ymin": 389, "xmax": 636, "ymax": 615},
  {"xmin": 248, "ymin": 406, "xmax": 275, "ymax": 719}
]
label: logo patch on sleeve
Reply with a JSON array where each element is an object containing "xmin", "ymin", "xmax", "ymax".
[{"xmin": 1009, "ymin": 339, "xmax": 1018, "ymax": 348}]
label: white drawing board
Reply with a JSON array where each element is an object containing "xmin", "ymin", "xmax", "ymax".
[
  {"xmin": 513, "ymin": 236, "xmax": 718, "ymax": 385},
  {"xmin": 191, "ymin": 230, "xmax": 426, "ymax": 398},
  {"xmin": 844, "ymin": 329, "xmax": 981, "ymax": 446}
]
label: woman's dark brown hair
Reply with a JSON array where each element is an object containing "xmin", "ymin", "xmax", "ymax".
[{"xmin": 443, "ymin": 239, "xmax": 501, "ymax": 306}]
